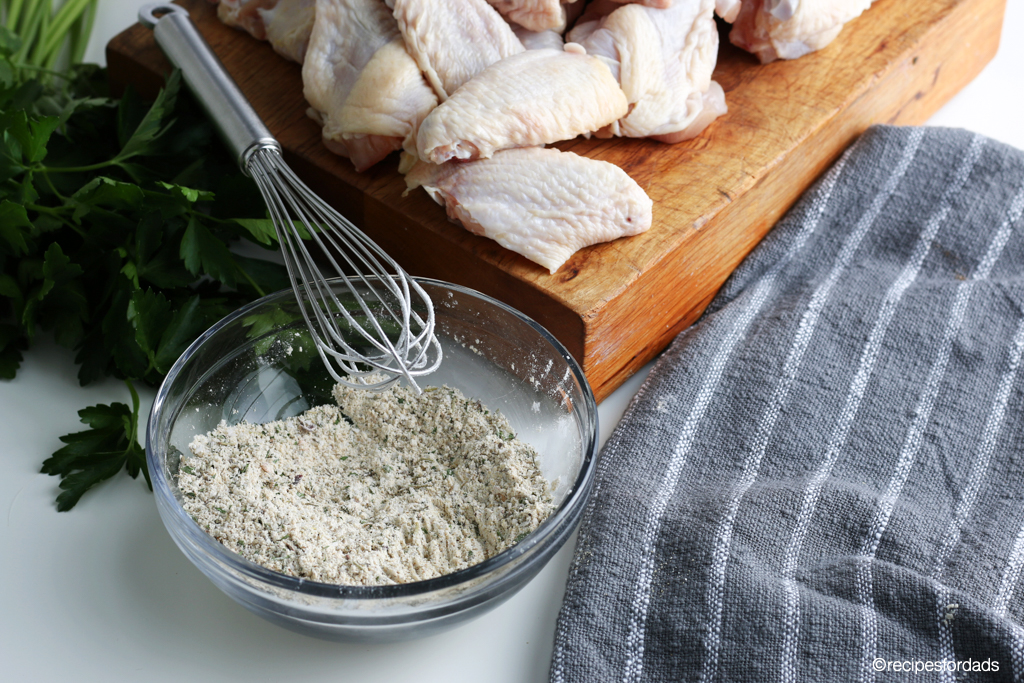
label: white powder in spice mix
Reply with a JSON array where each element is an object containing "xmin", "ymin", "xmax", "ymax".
[{"xmin": 179, "ymin": 381, "xmax": 555, "ymax": 586}]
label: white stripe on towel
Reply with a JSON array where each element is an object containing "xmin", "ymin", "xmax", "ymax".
[
  {"xmin": 620, "ymin": 262, "xmax": 779, "ymax": 683},
  {"xmin": 617, "ymin": 146, "xmax": 861, "ymax": 683},
  {"xmin": 697, "ymin": 152, "xmax": 859, "ymax": 683},
  {"xmin": 932, "ymin": 313, "xmax": 1024, "ymax": 681},
  {"xmin": 553, "ymin": 150, "xmax": 849, "ymax": 683},
  {"xmin": 854, "ymin": 136, "xmax": 996, "ymax": 683},
  {"xmin": 778, "ymin": 128, "xmax": 981, "ymax": 683},
  {"xmin": 994, "ymin": 514, "xmax": 1024, "ymax": 682},
  {"xmin": 1011, "ymin": 625, "xmax": 1024, "ymax": 683}
]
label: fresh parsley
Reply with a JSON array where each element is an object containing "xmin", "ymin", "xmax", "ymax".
[
  {"xmin": 40, "ymin": 380, "xmax": 147, "ymax": 511},
  {"xmin": 0, "ymin": 15, "xmax": 292, "ymax": 510}
]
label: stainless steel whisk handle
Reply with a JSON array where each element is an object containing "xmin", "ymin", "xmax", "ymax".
[{"xmin": 138, "ymin": 3, "xmax": 280, "ymax": 173}]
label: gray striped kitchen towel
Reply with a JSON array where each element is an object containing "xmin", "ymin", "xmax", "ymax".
[{"xmin": 550, "ymin": 125, "xmax": 1024, "ymax": 683}]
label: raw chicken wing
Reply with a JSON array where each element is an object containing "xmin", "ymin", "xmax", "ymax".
[
  {"xmin": 715, "ymin": 0, "xmax": 741, "ymax": 21},
  {"xmin": 261, "ymin": 0, "xmax": 316, "ymax": 62},
  {"xmin": 727, "ymin": 0, "xmax": 874, "ymax": 63},
  {"xmin": 416, "ymin": 47, "xmax": 628, "ymax": 164},
  {"xmin": 568, "ymin": 0, "xmax": 726, "ymax": 142},
  {"xmin": 214, "ymin": 0, "xmax": 313, "ymax": 63},
  {"xmin": 303, "ymin": 0, "xmax": 438, "ymax": 171},
  {"xmin": 404, "ymin": 147, "xmax": 652, "ymax": 274},
  {"xmin": 484, "ymin": 0, "xmax": 583, "ymax": 32},
  {"xmin": 511, "ymin": 23, "xmax": 565, "ymax": 50},
  {"xmin": 392, "ymin": 0, "xmax": 524, "ymax": 100},
  {"xmin": 215, "ymin": 0, "xmax": 276, "ymax": 40}
]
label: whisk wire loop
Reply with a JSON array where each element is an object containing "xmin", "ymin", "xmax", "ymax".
[
  {"xmin": 248, "ymin": 147, "xmax": 441, "ymax": 391},
  {"xmin": 289, "ymin": 179, "xmax": 434, "ymax": 372}
]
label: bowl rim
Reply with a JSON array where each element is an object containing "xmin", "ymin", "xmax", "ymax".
[{"xmin": 146, "ymin": 277, "xmax": 599, "ymax": 602}]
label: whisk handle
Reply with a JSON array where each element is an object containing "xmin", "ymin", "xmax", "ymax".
[{"xmin": 138, "ymin": 3, "xmax": 280, "ymax": 173}]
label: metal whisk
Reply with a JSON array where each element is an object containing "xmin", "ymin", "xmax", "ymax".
[{"xmin": 140, "ymin": 4, "xmax": 441, "ymax": 391}]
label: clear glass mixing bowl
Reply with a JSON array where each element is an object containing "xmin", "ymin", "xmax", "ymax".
[{"xmin": 145, "ymin": 278, "xmax": 598, "ymax": 642}]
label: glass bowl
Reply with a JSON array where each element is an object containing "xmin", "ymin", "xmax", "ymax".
[{"xmin": 145, "ymin": 278, "xmax": 598, "ymax": 642}]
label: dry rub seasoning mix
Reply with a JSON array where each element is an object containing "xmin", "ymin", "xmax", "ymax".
[{"xmin": 179, "ymin": 381, "xmax": 554, "ymax": 585}]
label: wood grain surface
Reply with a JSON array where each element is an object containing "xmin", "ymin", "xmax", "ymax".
[{"xmin": 106, "ymin": 0, "xmax": 1005, "ymax": 401}]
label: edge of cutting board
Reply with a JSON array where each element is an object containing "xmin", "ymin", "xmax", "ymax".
[{"xmin": 106, "ymin": 0, "xmax": 1006, "ymax": 401}]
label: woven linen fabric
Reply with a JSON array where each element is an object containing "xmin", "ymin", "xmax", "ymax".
[{"xmin": 549, "ymin": 125, "xmax": 1024, "ymax": 683}]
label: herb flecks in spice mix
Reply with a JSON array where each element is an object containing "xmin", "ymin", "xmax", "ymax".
[{"xmin": 180, "ymin": 381, "xmax": 554, "ymax": 585}]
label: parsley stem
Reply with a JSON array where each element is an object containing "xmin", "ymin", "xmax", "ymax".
[
  {"xmin": 125, "ymin": 379, "xmax": 140, "ymax": 444},
  {"xmin": 6, "ymin": 0, "xmax": 27, "ymax": 32},
  {"xmin": 14, "ymin": 0, "xmax": 50, "ymax": 65},
  {"xmin": 38, "ymin": 0, "xmax": 94, "ymax": 68},
  {"xmin": 28, "ymin": 0, "xmax": 54, "ymax": 66},
  {"xmin": 26, "ymin": 202, "xmax": 83, "ymax": 235},
  {"xmin": 10, "ymin": 62, "xmax": 75, "ymax": 79},
  {"xmin": 42, "ymin": 160, "xmax": 117, "ymax": 173},
  {"xmin": 67, "ymin": 0, "xmax": 96, "ymax": 65},
  {"xmin": 124, "ymin": 378, "xmax": 152, "ymax": 490},
  {"xmin": 237, "ymin": 263, "xmax": 267, "ymax": 298},
  {"xmin": 39, "ymin": 167, "xmax": 68, "ymax": 201}
]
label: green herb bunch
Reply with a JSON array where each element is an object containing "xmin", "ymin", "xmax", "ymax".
[{"xmin": 0, "ymin": 11, "xmax": 289, "ymax": 510}]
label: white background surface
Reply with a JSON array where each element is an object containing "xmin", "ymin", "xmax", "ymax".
[{"xmin": 3, "ymin": 1, "xmax": 1023, "ymax": 680}]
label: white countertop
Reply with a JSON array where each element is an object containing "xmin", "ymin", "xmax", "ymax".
[{"xmin": 3, "ymin": 2, "xmax": 1023, "ymax": 680}]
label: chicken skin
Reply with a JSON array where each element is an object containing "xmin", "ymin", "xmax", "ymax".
[
  {"xmin": 391, "ymin": 0, "xmax": 525, "ymax": 100},
  {"xmin": 568, "ymin": 0, "xmax": 726, "ymax": 142},
  {"xmin": 302, "ymin": 0, "xmax": 438, "ymax": 171},
  {"xmin": 416, "ymin": 46, "xmax": 628, "ymax": 164},
  {"xmin": 405, "ymin": 147, "xmax": 652, "ymax": 274},
  {"xmin": 214, "ymin": 0, "xmax": 313, "ymax": 62},
  {"xmin": 726, "ymin": 0, "xmax": 874, "ymax": 63}
]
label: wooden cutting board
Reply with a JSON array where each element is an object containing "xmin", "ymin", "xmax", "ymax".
[{"xmin": 106, "ymin": 0, "xmax": 1005, "ymax": 402}]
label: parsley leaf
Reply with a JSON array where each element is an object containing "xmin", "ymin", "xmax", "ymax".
[
  {"xmin": 1, "ymin": 3, "xmax": 318, "ymax": 511},
  {"xmin": 0, "ymin": 323, "xmax": 26, "ymax": 379},
  {"xmin": 40, "ymin": 380, "xmax": 150, "ymax": 512},
  {"xmin": 2, "ymin": 61, "xmax": 292, "ymax": 510},
  {"xmin": 0, "ymin": 200, "xmax": 32, "ymax": 254},
  {"xmin": 180, "ymin": 215, "xmax": 239, "ymax": 286},
  {"xmin": 113, "ymin": 70, "xmax": 180, "ymax": 172}
]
